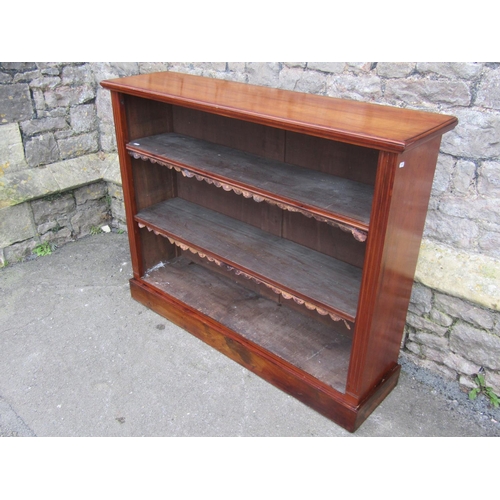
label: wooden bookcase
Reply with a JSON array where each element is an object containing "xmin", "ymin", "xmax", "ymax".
[{"xmin": 101, "ymin": 72, "xmax": 457, "ymax": 432}]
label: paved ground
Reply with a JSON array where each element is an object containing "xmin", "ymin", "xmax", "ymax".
[{"xmin": 0, "ymin": 232, "xmax": 499, "ymax": 437}]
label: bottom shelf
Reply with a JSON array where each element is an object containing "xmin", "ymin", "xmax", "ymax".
[
  {"xmin": 132, "ymin": 255, "xmax": 402, "ymax": 432},
  {"xmin": 142, "ymin": 256, "xmax": 352, "ymax": 393}
]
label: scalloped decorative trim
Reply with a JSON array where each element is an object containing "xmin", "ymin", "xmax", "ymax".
[
  {"xmin": 129, "ymin": 151, "xmax": 367, "ymax": 243},
  {"xmin": 137, "ymin": 222, "xmax": 353, "ymax": 330}
]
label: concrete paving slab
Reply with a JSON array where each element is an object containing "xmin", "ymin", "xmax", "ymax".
[{"xmin": 0, "ymin": 232, "xmax": 499, "ymax": 437}]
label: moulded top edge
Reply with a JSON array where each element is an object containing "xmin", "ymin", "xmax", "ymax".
[{"xmin": 101, "ymin": 71, "xmax": 458, "ymax": 153}]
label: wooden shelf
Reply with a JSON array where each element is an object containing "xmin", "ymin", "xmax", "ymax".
[
  {"xmin": 143, "ymin": 256, "xmax": 352, "ymax": 394},
  {"xmin": 135, "ymin": 197, "xmax": 362, "ymax": 323},
  {"xmin": 127, "ymin": 133, "xmax": 373, "ymax": 240}
]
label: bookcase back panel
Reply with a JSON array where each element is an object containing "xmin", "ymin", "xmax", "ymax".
[
  {"xmin": 172, "ymin": 106, "xmax": 285, "ymax": 161},
  {"xmin": 125, "ymin": 95, "xmax": 173, "ymax": 140},
  {"xmin": 282, "ymin": 211, "xmax": 366, "ymax": 269},
  {"xmin": 285, "ymin": 132, "xmax": 379, "ymax": 185},
  {"xmin": 131, "ymin": 157, "xmax": 177, "ymax": 212},
  {"xmin": 177, "ymin": 175, "xmax": 365, "ymax": 268},
  {"xmin": 177, "ymin": 175, "xmax": 283, "ymax": 236}
]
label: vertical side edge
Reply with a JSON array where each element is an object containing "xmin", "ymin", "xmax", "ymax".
[{"xmin": 110, "ymin": 91, "xmax": 144, "ymax": 278}]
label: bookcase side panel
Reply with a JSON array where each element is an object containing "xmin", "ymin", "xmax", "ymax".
[
  {"xmin": 109, "ymin": 91, "xmax": 143, "ymax": 278},
  {"xmin": 347, "ymin": 137, "xmax": 443, "ymax": 401}
]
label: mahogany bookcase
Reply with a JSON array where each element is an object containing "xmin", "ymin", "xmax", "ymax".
[{"xmin": 101, "ymin": 71, "xmax": 457, "ymax": 432}]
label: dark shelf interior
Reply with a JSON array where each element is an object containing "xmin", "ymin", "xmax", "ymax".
[
  {"xmin": 143, "ymin": 255, "xmax": 352, "ymax": 393},
  {"xmin": 127, "ymin": 133, "xmax": 374, "ymax": 235},
  {"xmin": 135, "ymin": 197, "xmax": 363, "ymax": 322}
]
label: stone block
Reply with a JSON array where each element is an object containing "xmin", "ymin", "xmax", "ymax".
[
  {"xmin": 326, "ymin": 75, "xmax": 382, "ymax": 101},
  {"xmin": 70, "ymin": 104, "xmax": 97, "ymax": 134},
  {"xmin": 278, "ymin": 67, "xmax": 326, "ymax": 93},
  {"xmin": 1, "ymin": 63, "xmax": 36, "ymax": 71},
  {"xmin": 441, "ymin": 109, "xmax": 500, "ymax": 158},
  {"xmin": 376, "ymin": 62, "xmax": 415, "ymax": 78},
  {"xmin": 107, "ymin": 182, "xmax": 123, "ymax": 200},
  {"xmin": 477, "ymin": 161, "xmax": 500, "ymax": 197},
  {"xmin": 61, "ymin": 65, "xmax": 93, "ymax": 86},
  {"xmin": 98, "ymin": 123, "xmax": 117, "ymax": 152},
  {"xmin": 49, "ymin": 153, "xmax": 106, "ymax": 191},
  {"xmin": 410, "ymin": 331, "xmax": 448, "ymax": 349},
  {"xmin": 433, "ymin": 292, "xmax": 495, "ymax": 330},
  {"xmin": 475, "ymin": 67, "xmax": 500, "ymax": 109},
  {"xmin": 70, "ymin": 198, "xmax": 109, "ymax": 236},
  {"xmin": 40, "ymin": 226, "xmax": 73, "ymax": 247},
  {"xmin": 346, "ymin": 62, "xmax": 374, "ymax": 74},
  {"xmin": 442, "ymin": 351, "xmax": 480, "ymax": 376},
  {"xmin": 0, "ymin": 203, "xmax": 35, "ymax": 247},
  {"xmin": 416, "ymin": 62, "xmax": 483, "ymax": 80},
  {"xmin": 451, "ymin": 160, "xmax": 476, "ymax": 196},
  {"xmin": 227, "ymin": 62, "xmax": 247, "ymax": 73},
  {"xmin": 479, "ymin": 231, "xmax": 500, "ymax": 258},
  {"xmin": 423, "ymin": 209, "xmax": 480, "ymax": 249},
  {"xmin": 0, "ymin": 123, "xmax": 28, "ymax": 173},
  {"xmin": 484, "ymin": 369, "xmax": 500, "ymax": 395},
  {"xmin": 20, "ymin": 117, "xmax": 68, "ymax": 136},
  {"xmin": 450, "ymin": 322, "xmax": 500, "ymax": 370},
  {"xmin": 31, "ymin": 193, "xmax": 75, "ymax": 224},
  {"xmin": 57, "ymin": 131, "xmax": 99, "ymax": 159},
  {"xmin": 439, "ymin": 195, "xmax": 500, "ymax": 227},
  {"xmin": 0, "ymin": 72, "xmax": 12, "ymax": 84},
  {"xmin": 459, "ymin": 375, "xmax": 476, "ymax": 390},
  {"xmin": 110, "ymin": 196, "xmax": 126, "ymax": 223},
  {"xmin": 415, "ymin": 239, "xmax": 500, "ymax": 312},
  {"xmin": 384, "ymin": 78, "xmax": 471, "ymax": 107},
  {"xmin": 406, "ymin": 312, "xmax": 449, "ymax": 336},
  {"xmin": 74, "ymin": 182, "xmax": 107, "ymax": 205},
  {"xmin": 283, "ymin": 62, "xmax": 307, "ymax": 69},
  {"xmin": 138, "ymin": 63, "xmax": 170, "ymax": 73},
  {"xmin": 3, "ymin": 238, "xmax": 38, "ymax": 263},
  {"xmin": 0, "ymin": 166, "xmax": 60, "ymax": 209},
  {"xmin": 429, "ymin": 309, "xmax": 453, "ymax": 327},
  {"xmin": 29, "ymin": 76, "xmax": 61, "ymax": 90},
  {"xmin": 430, "ymin": 154, "xmax": 454, "ymax": 194},
  {"xmin": 37, "ymin": 63, "xmax": 62, "ymax": 75},
  {"xmin": 90, "ymin": 62, "xmax": 140, "ymax": 83},
  {"xmin": 44, "ymin": 84, "xmax": 95, "ymax": 108},
  {"xmin": 25, "ymin": 133, "xmax": 60, "ymax": 167},
  {"xmin": 245, "ymin": 62, "xmax": 281, "ymax": 87},
  {"xmin": 0, "ymin": 83, "xmax": 33, "ymax": 123},
  {"xmin": 408, "ymin": 282, "xmax": 433, "ymax": 315},
  {"xmin": 101, "ymin": 155, "xmax": 121, "ymax": 185},
  {"xmin": 307, "ymin": 62, "xmax": 345, "ymax": 74}
]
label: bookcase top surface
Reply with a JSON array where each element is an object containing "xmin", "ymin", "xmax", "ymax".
[{"xmin": 101, "ymin": 71, "xmax": 457, "ymax": 152}]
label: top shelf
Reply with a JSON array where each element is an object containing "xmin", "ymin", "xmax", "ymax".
[
  {"xmin": 101, "ymin": 71, "xmax": 458, "ymax": 152},
  {"xmin": 127, "ymin": 133, "xmax": 373, "ymax": 239}
]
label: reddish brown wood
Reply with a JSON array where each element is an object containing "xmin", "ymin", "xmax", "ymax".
[
  {"xmin": 347, "ymin": 137, "xmax": 444, "ymax": 401},
  {"xmin": 172, "ymin": 105, "xmax": 286, "ymax": 161},
  {"xmin": 102, "ymin": 71, "xmax": 457, "ymax": 152},
  {"xmin": 284, "ymin": 131, "xmax": 379, "ymax": 185},
  {"xmin": 127, "ymin": 133, "xmax": 373, "ymax": 230},
  {"xmin": 135, "ymin": 198, "xmax": 362, "ymax": 322},
  {"xmin": 130, "ymin": 276, "xmax": 397, "ymax": 432},
  {"xmin": 109, "ymin": 91, "xmax": 143, "ymax": 278},
  {"xmin": 102, "ymin": 72, "xmax": 457, "ymax": 432}
]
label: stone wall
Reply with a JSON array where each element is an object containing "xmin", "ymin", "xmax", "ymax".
[
  {"xmin": 1, "ymin": 62, "xmax": 499, "ymax": 398},
  {"xmin": 0, "ymin": 62, "xmax": 128, "ymax": 263}
]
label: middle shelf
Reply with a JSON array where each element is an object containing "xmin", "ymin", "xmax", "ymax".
[
  {"xmin": 127, "ymin": 133, "xmax": 374, "ymax": 241},
  {"xmin": 135, "ymin": 197, "xmax": 363, "ymax": 324}
]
